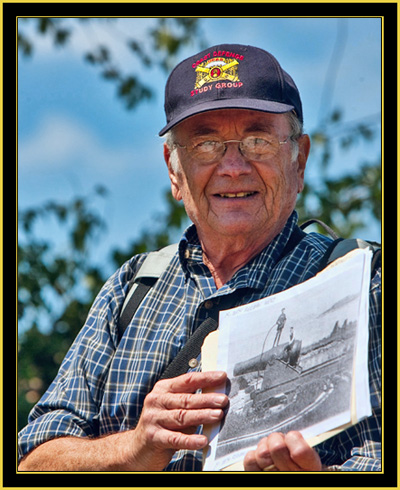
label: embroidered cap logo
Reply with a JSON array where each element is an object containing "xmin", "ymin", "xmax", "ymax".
[
  {"xmin": 158, "ymin": 44, "xmax": 304, "ymax": 136},
  {"xmin": 195, "ymin": 57, "xmax": 240, "ymax": 89}
]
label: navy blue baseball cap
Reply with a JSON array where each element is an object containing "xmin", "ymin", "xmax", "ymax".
[{"xmin": 159, "ymin": 43, "xmax": 303, "ymax": 136}]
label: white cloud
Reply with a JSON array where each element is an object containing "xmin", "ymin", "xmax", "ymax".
[{"xmin": 18, "ymin": 113, "xmax": 138, "ymax": 174}]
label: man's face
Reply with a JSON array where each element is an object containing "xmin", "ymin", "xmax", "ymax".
[{"xmin": 165, "ymin": 109, "xmax": 309, "ymax": 244}]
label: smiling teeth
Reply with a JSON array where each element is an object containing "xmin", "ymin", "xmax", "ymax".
[{"xmin": 219, "ymin": 192, "xmax": 255, "ymax": 198}]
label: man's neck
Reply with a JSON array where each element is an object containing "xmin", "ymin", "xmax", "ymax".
[
  {"xmin": 199, "ymin": 233, "xmax": 273, "ymax": 289},
  {"xmin": 191, "ymin": 211, "xmax": 297, "ymax": 289}
]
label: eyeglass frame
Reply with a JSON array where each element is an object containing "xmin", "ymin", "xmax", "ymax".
[{"xmin": 171, "ymin": 134, "xmax": 295, "ymax": 163}]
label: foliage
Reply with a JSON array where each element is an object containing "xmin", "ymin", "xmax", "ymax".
[
  {"xmin": 18, "ymin": 17, "xmax": 202, "ymax": 110},
  {"xmin": 297, "ymin": 109, "xmax": 381, "ymax": 238},
  {"xmin": 18, "ymin": 187, "xmax": 107, "ymax": 429}
]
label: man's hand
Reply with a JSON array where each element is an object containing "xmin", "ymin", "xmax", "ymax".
[
  {"xmin": 243, "ymin": 431, "xmax": 322, "ymax": 471},
  {"xmin": 18, "ymin": 371, "xmax": 228, "ymax": 472},
  {"xmin": 129, "ymin": 370, "xmax": 228, "ymax": 470}
]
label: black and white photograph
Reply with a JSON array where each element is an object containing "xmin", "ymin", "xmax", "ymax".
[{"xmin": 204, "ymin": 249, "xmax": 371, "ymax": 471}]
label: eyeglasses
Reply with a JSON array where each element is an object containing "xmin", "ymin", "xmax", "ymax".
[{"xmin": 173, "ymin": 135, "xmax": 291, "ymax": 164}]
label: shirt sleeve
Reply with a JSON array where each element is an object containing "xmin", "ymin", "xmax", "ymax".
[
  {"xmin": 315, "ymin": 265, "xmax": 382, "ymax": 471},
  {"xmin": 18, "ymin": 257, "xmax": 142, "ymax": 463}
]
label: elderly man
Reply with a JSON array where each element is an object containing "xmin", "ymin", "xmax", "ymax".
[{"xmin": 18, "ymin": 44, "xmax": 381, "ymax": 472}]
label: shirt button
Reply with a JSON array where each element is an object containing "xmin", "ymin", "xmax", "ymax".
[
  {"xmin": 188, "ymin": 358, "xmax": 198, "ymax": 368},
  {"xmin": 204, "ymin": 300, "xmax": 214, "ymax": 309}
]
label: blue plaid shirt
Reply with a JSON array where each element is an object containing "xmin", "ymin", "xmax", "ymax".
[{"xmin": 18, "ymin": 212, "xmax": 381, "ymax": 471}]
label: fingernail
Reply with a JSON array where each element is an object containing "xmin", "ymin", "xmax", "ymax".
[
  {"xmin": 211, "ymin": 409, "xmax": 223, "ymax": 419},
  {"xmin": 192, "ymin": 435, "xmax": 208, "ymax": 449},
  {"xmin": 214, "ymin": 394, "xmax": 227, "ymax": 406}
]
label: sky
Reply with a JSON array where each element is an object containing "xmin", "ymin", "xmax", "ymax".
[{"xmin": 18, "ymin": 17, "xmax": 382, "ymax": 276}]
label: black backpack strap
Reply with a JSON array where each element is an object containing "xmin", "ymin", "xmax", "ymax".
[
  {"xmin": 117, "ymin": 243, "xmax": 179, "ymax": 342},
  {"xmin": 318, "ymin": 237, "xmax": 344, "ymax": 271},
  {"xmin": 299, "ymin": 219, "xmax": 381, "ymax": 276},
  {"xmin": 318, "ymin": 237, "xmax": 381, "ymax": 276},
  {"xmin": 160, "ymin": 317, "xmax": 218, "ymax": 380},
  {"xmin": 117, "ymin": 278, "xmax": 157, "ymax": 341},
  {"xmin": 371, "ymin": 247, "xmax": 382, "ymax": 273},
  {"xmin": 300, "ymin": 219, "xmax": 339, "ymax": 240},
  {"xmin": 160, "ymin": 288, "xmax": 250, "ymax": 380}
]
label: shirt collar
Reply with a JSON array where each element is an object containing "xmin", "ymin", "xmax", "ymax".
[{"xmin": 178, "ymin": 211, "xmax": 299, "ymax": 290}]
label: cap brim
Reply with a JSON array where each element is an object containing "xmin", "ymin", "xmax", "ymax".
[{"xmin": 158, "ymin": 98, "xmax": 295, "ymax": 136}]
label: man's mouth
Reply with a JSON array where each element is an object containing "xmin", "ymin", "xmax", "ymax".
[{"xmin": 216, "ymin": 191, "xmax": 257, "ymax": 199}]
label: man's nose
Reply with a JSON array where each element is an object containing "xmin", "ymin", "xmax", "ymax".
[{"xmin": 215, "ymin": 142, "xmax": 252, "ymax": 177}]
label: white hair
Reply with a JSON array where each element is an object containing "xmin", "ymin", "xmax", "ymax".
[
  {"xmin": 164, "ymin": 129, "xmax": 180, "ymax": 172},
  {"xmin": 285, "ymin": 111, "xmax": 303, "ymax": 162}
]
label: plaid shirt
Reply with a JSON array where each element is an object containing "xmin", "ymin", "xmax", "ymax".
[{"xmin": 18, "ymin": 211, "xmax": 381, "ymax": 471}]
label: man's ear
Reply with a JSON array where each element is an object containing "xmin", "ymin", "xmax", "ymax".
[
  {"xmin": 296, "ymin": 134, "xmax": 310, "ymax": 194},
  {"xmin": 163, "ymin": 143, "xmax": 182, "ymax": 201}
]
